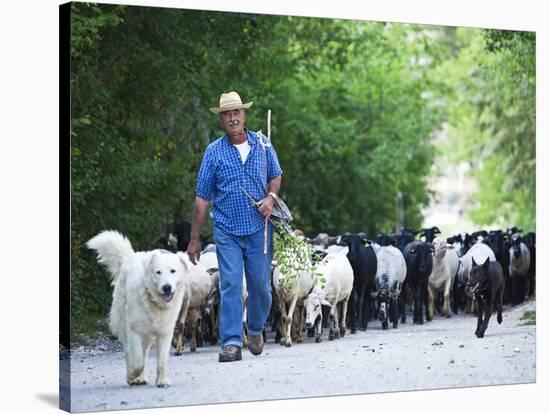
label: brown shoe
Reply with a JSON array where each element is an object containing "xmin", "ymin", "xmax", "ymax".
[
  {"xmin": 218, "ymin": 345, "xmax": 242, "ymax": 362},
  {"xmin": 248, "ymin": 334, "xmax": 264, "ymax": 356}
]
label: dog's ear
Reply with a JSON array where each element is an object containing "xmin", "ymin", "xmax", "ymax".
[
  {"xmin": 483, "ymin": 257, "xmax": 490, "ymax": 270},
  {"xmin": 471, "ymin": 257, "xmax": 478, "ymax": 267},
  {"xmin": 145, "ymin": 251, "xmax": 160, "ymax": 272}
]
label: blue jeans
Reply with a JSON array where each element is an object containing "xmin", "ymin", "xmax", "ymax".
[{"xmin": 214, "ymin": 223, "xmax": 273, "ymax": 348}]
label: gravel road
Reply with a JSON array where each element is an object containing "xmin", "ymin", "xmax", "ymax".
[{"xmin": 65, "ymin": 300, "xmax": 536, "ymax": 413}]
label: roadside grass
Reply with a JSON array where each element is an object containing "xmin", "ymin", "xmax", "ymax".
[
  {"xmin": 520, "ymin": 310, "xmax": 536, "ymax": 326},
  {"xmin": 71, "ymin": 312, "xmax": 111, "ymax": 346}
]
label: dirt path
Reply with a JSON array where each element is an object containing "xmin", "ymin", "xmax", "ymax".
[{"xmin": 66, "ymin": 300, "xmax": 536, "ymax": 412}]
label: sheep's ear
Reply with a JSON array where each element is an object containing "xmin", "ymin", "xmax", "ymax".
[
  {"xmin": 472, "ymin": 257, "xmax": 478, "ymax": 267},
  {"xmin": 206, "ymin": 267, "xmax": 218, "ymax": 275}
]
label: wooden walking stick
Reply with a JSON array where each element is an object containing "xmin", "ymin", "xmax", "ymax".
[{"xmin": 263, "ymin": 109, "xmax": 271, "ymax": 255}]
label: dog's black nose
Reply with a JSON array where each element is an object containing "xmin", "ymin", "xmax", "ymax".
[{"xmin": 162, "ymin": 284, "xmax": 172, "ymax": 294}]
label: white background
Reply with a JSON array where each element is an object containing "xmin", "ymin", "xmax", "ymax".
[{"xmin": 0, "ymin": 0, "xmax": 547, "ymax": 413}]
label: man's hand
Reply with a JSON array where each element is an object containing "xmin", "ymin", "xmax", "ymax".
[
  {"xmin": 257, "ymin": 194, "xmax": 275, "ymax": 218},
  {"xmin": 187, "ymin": 238, "xmax": 201, "ymax": 265}
]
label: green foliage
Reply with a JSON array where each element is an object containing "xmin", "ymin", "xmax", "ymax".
[
  {"xmin": 520, "ymin": 310, "xmax": 536, "ymax": 326},
  {"xmin": 434, "ymin": 28, "xmax": 535, "ymax": 230},
  {"xmin": 68, "ymin": 4, "xmax": 534, "ymax": 336},
  {"xmin": 273, "ymin": 230, "xmax": 320, "ymax": 292}
]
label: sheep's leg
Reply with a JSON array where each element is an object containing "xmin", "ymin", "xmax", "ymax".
[
  {"xmin": 357, "ymin": 284, "xmax": 367, "ymax": 331},
  {"xmin": 278, "ymin": 301, "xmax": 288, "ymax": 346},
  {"xmin": 333, "ymin": 300, "xmax": 341, "ymax": 339},
  {"xmin": 174, "ymin": 302, "xmax": 189, "ymax": 356},
  {"xmin": 189, "ymin": 308, "xmax": 199, "ymax": 352},
  {"xmin": 285, "ymin": 294, "xmax": 299, "ymax": 347},
  {"xmin": 418, "ymin": 282, "xmax": 426, "ymax": 325},
  {"xmin": 328, "ymin": 301, "xmax": 336, "ymax": 341},
  {"xmin": 349, "ymin": 287, "xmax": 358, "ymax": 334},
  {"xmin": 443, "ymin": 278, "xmax": 452, "ymax": 318},
  {"xmin": 340, "ymin": 296, "xmax": 349, "ymax": 337},
  {"xmin": 294, "ymin": 305, "xmax": 304, "ymax": 344},
  {"xmin": 242, "ymin": 301, "xmax": 248, "ymax": 348},
  {"xmin": 210, "ymin": 304, "xmax": 219, "ymax": 345},
  {"xmin": 299, "ymin": 305, "xmax": 305, "ymax": 343},
  {"xmin": 392, "ymin": 294, "xmax": 399, "ymax": 329},
  {"xmin": 497, "ymin": 281, "xmax": 504, "ymax": 324},
  {"xmin": 413, "ymin": 284, "xmax": 421, "ymax": 324},
  {"xmin": 399, "ymin": 285, "xmax": 407, "ymax": 324},
  {"xmin": 424, "ymin": 285, "xmax": 431, "ymax": 321},
  {"xmin": 427, "ymin": 285, "xmax": 435, "ymax": 321},
  {"xmin": 315, "ymin": 313, "xmax": 322, "ymax": 343}
]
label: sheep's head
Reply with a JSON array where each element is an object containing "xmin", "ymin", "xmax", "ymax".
[
  {"xmin": 432, "ymin": 237, "xmax": 447, "ymax": 258},
  {"xmin": 304, "ymin": 288, "xmax": 329, "ymax": 329}
]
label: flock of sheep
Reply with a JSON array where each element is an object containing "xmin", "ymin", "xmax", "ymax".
[{"xmin": 159, "ymin": 224, "xmax": 535, "ymax": 352}]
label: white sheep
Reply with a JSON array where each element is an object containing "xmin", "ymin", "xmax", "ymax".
[
  {"xmin": 428, "ymin": 237, "xmax": 459, "ymax": 319},
  {"xmin": 374, "ymin": 245, "xmax": 407, "ymax": 329},
  {"xmin": 457, "ymin": 243, "xmax": 496, "ymax": 288},
  {"xmin": 173, "ymin": 255, "xmax": 212, "ymax": 355},
  {"xmin": 509, "ymin": 238, "xmax": 531, "ymax": 304},
  {"xmin": 272, "ymin": 265, "xmax": 315, "ymax": 347},
  {"xmin": 303, "ymin": 253, "xmax": 354, "ymax": 341}
]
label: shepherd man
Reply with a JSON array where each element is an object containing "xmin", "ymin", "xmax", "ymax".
[{"xmin": 187, "ymin": 91, "xmax": 283, "ymax": 362}]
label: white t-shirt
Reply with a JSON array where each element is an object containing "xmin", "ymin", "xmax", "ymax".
[{"xmin": 233, "ymin": 141, "xmax": 251, "ymax": 164}]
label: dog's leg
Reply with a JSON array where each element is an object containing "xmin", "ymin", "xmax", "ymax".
[
  {"xmin": 475, "ymin": 299, "xmax": 484, "ymax": 338},
  {"xmin": 156, "ymin": 334, "xmax": 172, "ymax": 388},
  {"xmin": 126, "ymin": 330, "xmax": 146, "ymax": 385},
  {"xmin": 133, "ymin": 337, "xmax": 152, "ymax": 385},
  {"xmin": 479, "ymin": 300, "xmax": 494, "ymax": 338}
]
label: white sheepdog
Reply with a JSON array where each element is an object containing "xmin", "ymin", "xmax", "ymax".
[{"xmin": 87, "ymin": 230, "xmax": 192, "ymax": 387}]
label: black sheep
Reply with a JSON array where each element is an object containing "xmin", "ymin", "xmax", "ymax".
[
  {"xmin": 488, "ymin": 230, "xmax": 512, "ymax": 304},
  {"xmin": 341, "ymin": 233, "xmax": 377, "ymax": 333},
  {"xmin": 400, "ymin": 240, "xmax": 433, "ymax": 324},
  {"xmin": 418, "ymin": 226, "xmax": 441, "ymax": 243}
]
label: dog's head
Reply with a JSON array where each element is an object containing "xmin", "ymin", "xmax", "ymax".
[
  {"xmin": 145, "ymin": 250, "xmax": 188, "ymax": 305},
  {"xmin": 467, "ymin": 257, "xmax": 490, "ymax": 295}
]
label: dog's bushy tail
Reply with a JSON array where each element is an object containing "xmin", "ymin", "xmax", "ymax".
[{"xmin": 86, "ymin": 230, "xmax": 134, "ymax": 282}]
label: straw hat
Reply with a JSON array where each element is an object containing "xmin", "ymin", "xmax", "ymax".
[{"xmin": 209, "ymin": 91, "xmax": 253, "ymax": 114}]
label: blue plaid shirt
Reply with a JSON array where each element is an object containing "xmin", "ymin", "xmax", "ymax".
[{"xmin": 195, "ymin": 128, "xmax": 283, "ymax": 236}]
